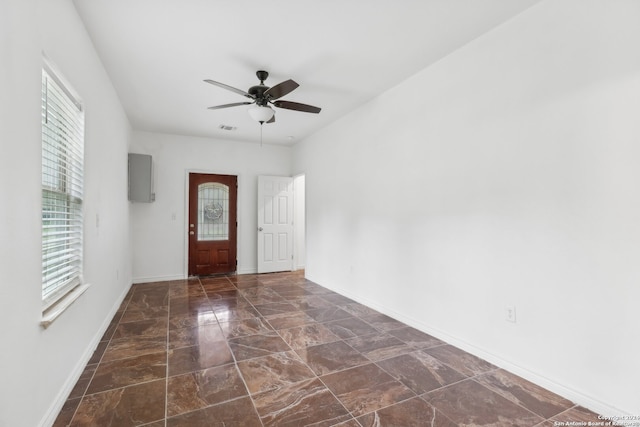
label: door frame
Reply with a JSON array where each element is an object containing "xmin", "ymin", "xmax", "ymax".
[
  {"xmin": 292, "ymin": 173, "xmax": 306, "ymax": 272},
  {"xmin": 183, "ymin": 168, "xmax": 241, "ymax": 278}
]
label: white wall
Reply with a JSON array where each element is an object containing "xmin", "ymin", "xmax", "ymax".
[
  {"xmin": 293, "ymin": 0, "xmax": 640, "ymax": 416},
  {"xmin": 130, "ymin": 131, "xmax": 292, "ymax": 282},
  {"xmin": 0, "ymin": 0, "xmax": 132, "ymax": 425}
]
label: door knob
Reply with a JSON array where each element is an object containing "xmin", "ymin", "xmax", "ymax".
[
  {"xmin": 258, "ymin": 227, "xmax": 263, "ymax": 232},
  {"xmin": 189, "ymin": 231, "xmax": 195, "ymax": 235}
]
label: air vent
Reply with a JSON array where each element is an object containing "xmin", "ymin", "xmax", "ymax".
[{"xmin": 219, "ymin": 124, "xmax": 237, "ymax": 131}]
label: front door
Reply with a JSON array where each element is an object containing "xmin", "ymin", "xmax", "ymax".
[
  {"xmin": 257, "ymin": 175, "xmax": 293, "ymax": 273},
  {"xmin": 188, "ymin": 173, "xmax": 237, "ymax": 276}
]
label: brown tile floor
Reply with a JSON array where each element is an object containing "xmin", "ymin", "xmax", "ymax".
[{"xmin": 54, "ymin": 271, "xmax": 601, "ymax": 426}]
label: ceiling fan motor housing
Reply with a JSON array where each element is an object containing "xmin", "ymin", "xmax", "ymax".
[
  {"xmin": 250, "ymin": 71, "xmax": 271, "ymax": 105},
  {"xmin": 249, "ymin": 85, "xmax": 269, "ymax": 104}
]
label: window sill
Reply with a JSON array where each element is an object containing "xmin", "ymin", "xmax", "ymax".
[{"xmin": 41, "ymin": 284, "xmax": 90, "ymax": 329}]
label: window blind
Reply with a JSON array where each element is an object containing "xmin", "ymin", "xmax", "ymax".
[{"xmin": 41, "ymin": 66, "xmax": 85, "ymax": 310}]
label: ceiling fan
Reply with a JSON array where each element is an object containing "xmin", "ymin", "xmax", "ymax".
[{"xmin": 204, "ymin": 70, "xmax": 321, "ymax": 124}]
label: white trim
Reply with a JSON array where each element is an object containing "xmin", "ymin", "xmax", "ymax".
[
  {"xmin": 40, "ymin": 284, "xmax": 90, "ymax": 328},
  {"xmin": 133, "ymin": 274, "xmax": 187, "ymax": 284},
  {"xmin": 38, "ymin": 283, "xmax": 132, "ymax": 427},
  {"xmin": 134, "ymin": 269, "xmax": 259, "ymax": 283},
  {"xmin": 307, "ymin": 274, "xmax": 630, "ymax": 418},
  {"xmin": 42, "ymin": 56, "xmax": 83, "ymax": 110},
  {"xmin": 292, "ymin": 173, "xmax": 306, "ymax": 272}
]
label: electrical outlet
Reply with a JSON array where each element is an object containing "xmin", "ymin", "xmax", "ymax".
[{"xmin": 506, "ymin": 306, "xmax": 517, "ymax": 323}]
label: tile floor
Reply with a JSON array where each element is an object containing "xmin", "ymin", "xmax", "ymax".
[{"xmin": 54, "ymin": 271, "xmax": 601, "ymax": 426}]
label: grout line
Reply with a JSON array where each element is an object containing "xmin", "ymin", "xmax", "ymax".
[
  {"xmin": 225, "ymin": 277, "xmax": 266, "ymax": 427},
  {"xmin": 64, "ymin": 283, "xmax": 135, "ymax": 425},
  {"xmin": 469, "ymin": 377, "xmax": 548, "ymax": 422},
  {"xmin": 157, "ymin": 395, "xmax": 254, "ymax": 423},
  {"xmin": 61, "ymin": 272, "xmax": 574, "ymax": 426},
  {"xmin": 229, "ymin": 275, "xmax": 333, "ymax": 425},
  {"xmin": 163, "ymin": 279, "xmax": 176, "ymax": 427},
  {"xmin": 245, "ymin": 277, "xmax": 361, "ymax": 424},
  {"xmin": 257, "ymin": 277, "xmax": 476, "ymax": 424},
  {"xmin": 188, "ymin": 275, "xmax": 443, "ymax": 424}
]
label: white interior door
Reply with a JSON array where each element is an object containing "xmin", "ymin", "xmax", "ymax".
[{"xmin": 257, "ymin": 175, "xmax": 294, "ymax": 273}]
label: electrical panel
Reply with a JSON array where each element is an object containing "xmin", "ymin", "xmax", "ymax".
[{"xmin": 128, "ymin": 153, "xmax": 155, "ymax": 202}]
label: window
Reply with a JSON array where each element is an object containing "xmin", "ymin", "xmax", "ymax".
[
  {"xmin": 41, "ymin": 65, "xmax": 85, "ymax": 311},
  {"xmin": 197, "ymin": 182, "xmax": 230, "ymax": 241}
]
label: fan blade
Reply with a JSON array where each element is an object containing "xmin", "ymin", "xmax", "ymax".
[
  {"xmin": 273, "ymin": 100, "xmax": 321, "ymax": 114},
  {"xmin": 264, "ymin": 79, "xmax": 299, "ymax": 100},
  {"xmin": 204, "ymin": 79, "xmax": 253, "ymax": 98},
  {"xmin": 207, "ymin": 102, "xmax": 252, "ymax": 110}
]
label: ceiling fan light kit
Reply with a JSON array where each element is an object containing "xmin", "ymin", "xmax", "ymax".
[
  {"xmin": 248, "ymin": 105, "xmax": 275, "ymax": 123},
  {"xmin": 205, "ymin": 70, "xmax": 321, "ymax": 126}
]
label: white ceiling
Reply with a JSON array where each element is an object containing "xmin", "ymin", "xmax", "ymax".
[{"xmin": 72, "ymin": 0, "xmax": 540, "ymax": 146}]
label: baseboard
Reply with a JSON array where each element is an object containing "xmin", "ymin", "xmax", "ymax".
[
  {"xmin": 132, "ymin": 274, "xmax": 185, "ymax": 284},
  {"xmin": 39, "ymin": 283, "xmax": 132, "ymax": 427},
  {"xmin": 391, "ymin": 313, "xmax": 629, "ymax": 417},
  {"xmin": 313, "ymin": 278, "xmax": 629, "ymax": 418},
  {"xmin": 133, "ymin": 269, "xmax": 259, "ymax": 283}
]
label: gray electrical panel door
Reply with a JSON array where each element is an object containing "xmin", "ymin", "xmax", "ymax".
[{"xmin": 128, "ymin": 153, "xmax": 155, "ymax": 202}]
